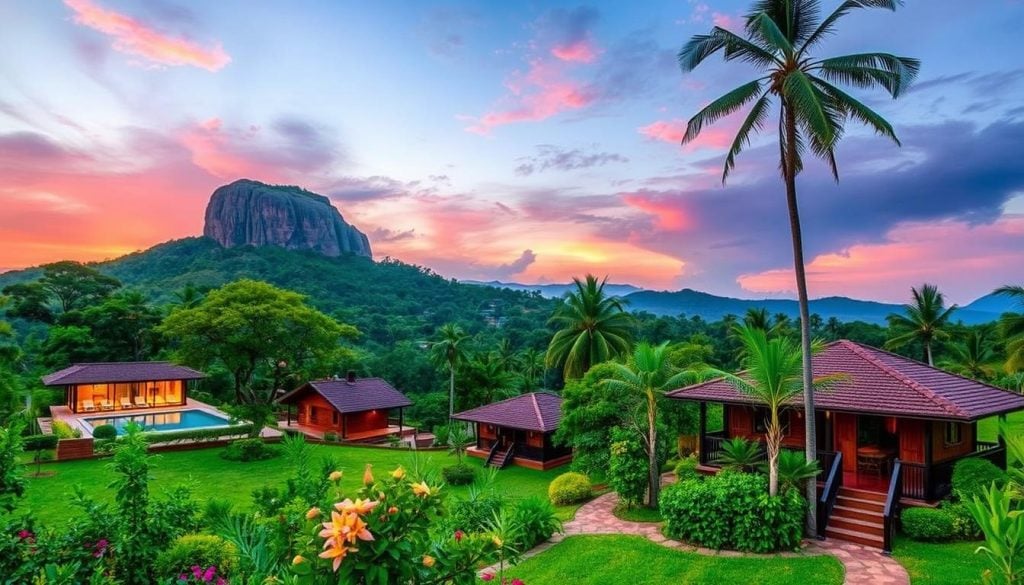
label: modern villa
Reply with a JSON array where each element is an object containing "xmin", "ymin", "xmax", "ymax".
[
  {"xmin": 43, "ymin": 361, "xmax": 206, "ymax": 413},
  {"xmin": 668, "ymin": 339, "xmax": 1024, "ymax": 550},
  {"xmin": 454, "ymin": 391, "xmax": 572, "ymax": 470},
  {"xmin": 277, "ymin": 372, "xmax": 415, "ymax": 442}
]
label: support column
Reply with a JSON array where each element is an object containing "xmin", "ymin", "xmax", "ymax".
[
  {"xmin": 998, "ymin": 414, "xmax": 1008, "ymax": 448},
  {"xmin": 698, "ymin": 402, "xmax": 707, "ymax": 465},
  {"xmin": 924, "ymin": 421, "xmax": 934, "ymax": 500}
]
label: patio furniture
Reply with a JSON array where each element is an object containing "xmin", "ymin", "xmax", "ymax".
[
  {"xmin": 120, "ymin": 398, "xmax": 133, "ymax": 409},
  {"xmin": 99, "ymin": 399, "xmax": 114, "ymax": 411},
  {"xmin": 857, "ymin": 445, "xmax": 895, "ymax": 476},
  {"xmin": 133, "ymin": 397, "xmax": 149, "ymax": 408},
  {"xmin": 82, "ymin": 399, "xmax": 96, "ymax": 412}
]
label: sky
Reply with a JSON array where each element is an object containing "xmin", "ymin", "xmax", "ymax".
[{"xmin": 1, "ymin": 0, "xmax": 1022, "ymax": 304}]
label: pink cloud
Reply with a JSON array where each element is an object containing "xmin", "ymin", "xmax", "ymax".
[
  {"xmin": 622, "ymin": 193, "xmax": 692, "ymax": 231},
  {"xmin": 551, "ymin": 40, "xmax": 599, "ymax": 63},
  {"xmin": 638, "ymin": 119, "xmax": 734, "ymax": 151},
  {"xmin": 737, "ymin": 216, "xmax": 1024, "ymax": 303},
  {"xmin": 179, "ymin": 118, "xmax": 269, "ymax": 180},
  {"xmin": 712, "ymin": 12, "xmax": 740, "ymax": 29},
  {"xmin": 64, "ymin": 0, "xmax": 231, "ymax": 71},
  {"xmin": 466, "ymin": 60, "xmax": 594, "ymax": 135}
]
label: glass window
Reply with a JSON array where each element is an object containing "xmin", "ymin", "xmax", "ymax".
[{"xmin": 944, "ymin": 422, "xmax": 963, "ymax": 445}]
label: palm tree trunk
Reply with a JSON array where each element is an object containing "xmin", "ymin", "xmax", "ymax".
[
  {"xmin": 647, "ymin": 391, "xmax": 659, "ymax": 508},
  {"xmin": 926, "ymin": 342, "xmax": 934, "ymax": 367},
  {"xmin": 448, "ymin": 363, "xmax": 455, "ymax": 418},
  {"xmin": 783, "ymin": 102, "xmax": 817, "ymax": 534},
  {"xmin": 767, "ymin": 413, "xmax": 781, "ymax": 497}
]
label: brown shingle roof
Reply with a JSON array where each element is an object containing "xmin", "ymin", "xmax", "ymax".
[
  {"xmin": 667, "ymin": 340, "xmax": 1024, "ymax": 421},
  {"xmin": 42, "ymin": 362, "xmax": 206, "ymax": 386},
  {"xmin": 278, "ymin": 377, "xmax": 412, "ymax": 413},
  {"xmin": 453, "ymin": 392, "xmax": 563, "ymax": 432}
]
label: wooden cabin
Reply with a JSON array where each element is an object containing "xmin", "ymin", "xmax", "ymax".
[
  {"xmin": 668, "ymin": 339, "xmax": 1024, "ymax": 550},
  {"xmin": 42, "ymin": 362, "xmax": 206, "ymax": 413},
  {"xmin": 277, "ymin": 373, "xmax": 413, "ymax": 441},
  {"xmin": 454, "ymin": 392, "xmax": 572, "ymax": 470}
]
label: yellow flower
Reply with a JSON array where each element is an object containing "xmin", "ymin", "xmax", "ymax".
[
  {"xmin": 491, "ymin": 535, "xmax": 503, "ymax": 549},
  {"xmin": 363, "ymin": 464, "xmax": 374, "ymax": 485},
  {"xmin": 387, "ymin": 506, "xmax": 399, "ymax": 515},
  {"xmin": 292, "ymin": 555, "xmax": 306, "ymax": 566},
  {"xmin": 305, "ymin": 507, "xmax": 321, "ymax": 520},
  {"xmin": 422, "ymin": 555, "xmax": 436, "ymax": 568},
  {"xmin": 391, "ymin": 466, "xmax": 406, "ymax": 480},
  {"xmin": 328, "ymin": 470, "xmax": 343, "ymax": 482},
  {"xmin": 411, "ymin": 481, "xmax": 432, "ymax": 498},
  {"xmin": 334, "ymin": 498, "xmax": 380, "ymax": 516}
]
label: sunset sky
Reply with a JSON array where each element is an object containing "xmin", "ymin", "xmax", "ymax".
[{"xmin": 1, "ymin": 0, "xmax": 1022, "ymax": 303}]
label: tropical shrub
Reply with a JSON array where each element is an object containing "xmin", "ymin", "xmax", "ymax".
[
  {"xmin": 323, "ymin": 431, "xmax": 338, "ymax": 442},
  {"xmin": 91, "ymin": 424, "xmax": 117, "ymax": 440},
  {"xmin": 443, "ymin": 491, "xmax": 504, "ymax": 534},
  {"xmin": 902, "ymin": 507, "xmax": 956, "ymax": 542},
  {"xmin": 22, "ymin": 434, "xmax": 59, "ymax": 451},
  {"xmin": 770, "ymin": 450, "xmax": 820, "ymax": 493},
  {"xmin": 140, "ymin": 424, "xmax": 255, "ymax": 445},
  {"xmin": 511, "ymin": 496, "xmax": 562, "ymax": 549},
  {"xmin": 154, "ymin": 534, "xmax": 238, "ymax": 579},
  {"xmin": 674, "ymin": 455, "xmax": 700, "ymax": 483},
  {"xmin": 111, "ymin": 423, "xmax": 155, "ymax": 585},
  {"xmin": 660, "ymin": 472, "xmax": 805, "ymax": 553},
  {"xmin": 52, "ymin": 419, "xmax": 82, "ymax": 439},
  {"xmin": 220, "ymin": 438, "xmax": 278, "ymax": 462},
  {"xmin": 172, "ymin": 565, "xmax": 230, "ymax": 585},
  {"xmin": 94, "ymin": 438, "xmax": 117, "ymax": 454},
  {"xmin": 965, "ymin": 483, "xmax": 1024, "ymax": 585},
  {"xmin": 716, "ymin": 437, "xmax": 762, "ymax": 472},
  {"xmin": 548, "ymin": 472, "xmax": 591, "ymax": 505},
  {"xmin": 441, "ymin": 463, "xmax": 476, "ymax": 486},
  {"xmin": 608, "ymin": 427, "xmax": 649, "ymax": 506},
  {"xmin": 952, "ymin": 458, "xmax": 1007, "ymax": 502},
  {"xmin": 942, "ymin": 502, "xmax": 981, "ymax": 540},
  {"xmin": 0, "ymin": 419, "xmax": 26, "ymax": 512}
]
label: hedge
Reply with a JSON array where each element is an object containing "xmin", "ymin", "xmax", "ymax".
[
  {"xmin": 902, "ymin": 507, "xmax": 956, "ymax": 542},
  {"xmin": 951, "ymin": 458, "xmax": 1007, "ymax": 502},
  {"xmin": 141, "ymin": 424, "xmax": 255, "ymax": 445},
  {"xmin": 548, "ymin": 472, "xmax": 592, "ymax": 505},
  {"xmin": 23, "ymin": 434, "xmax": 59, "ymax": 451}
]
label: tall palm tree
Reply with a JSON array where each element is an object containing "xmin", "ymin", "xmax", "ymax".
[
  {"xmin": 678, "ymin": 0, "xmax": 918, "ymax": 530},
  {"xmin": 546, "ymin": 275, "xmax": 634, "ymax": 379},
  {"xmin": 518, "ymin": 347, "xmax": 546, "ymax": 389},
  {"xmin": 605, "ymin": 342, "xmax": 697, "ymax": 507},
  {"xmin": 744, "ymin": 307, "xmax": 772, "ymax": 330},
  {"xmin": 886, "ymin": 284, "xmax": 957, "ymax": 366},
  {"xmin": 706, "ymin": 326, "xmax": 838, "ymax": 496},
  {"xmin": 995, "ymin": 285, "xmax": 1024, "ymax": 373},
  {"xmin": 429, "ymin": 323, "xmax": 469, "ymax": 418},
  {"xmin": 941, "ymin": 329, "xmax": 997, "ymax": 381}
]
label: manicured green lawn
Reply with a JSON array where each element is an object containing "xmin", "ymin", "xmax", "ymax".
[
  {"xmin": 508, "ymin": 535, "xmax": 844, "ymax": 585},
  {"xmin": 893, "ymin": 538, "xmax": 988, "ymax": 585},
  {"xmin": 22, "ymin": 444, "xmax": 575, "ymax": 526},
  {"xmin": 612, "ymin": 503, "xmax": 663, "ymax": 523}
]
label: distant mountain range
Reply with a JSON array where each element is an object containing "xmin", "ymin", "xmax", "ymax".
[{"xmin": 466, "ymin": 281, "xmax": 1018, "ymax": 325}]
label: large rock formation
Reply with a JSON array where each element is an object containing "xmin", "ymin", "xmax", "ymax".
[{"xmin": 203, "ymin": 179, "xmax": 372, "ymax": 258}]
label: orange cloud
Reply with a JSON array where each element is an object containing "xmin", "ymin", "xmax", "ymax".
[
  {"xmin": 638, "ymin": 119, "xmax": 734, "ymax": 151},
  {"xmin": 622, "ymin": 193, "xmax": 692, "ymax": 231},
  {"xmin": 179, "ymin": 118, "xmax": 269, "ymax": 180},
  {"xmin": 737, "ymin": 216, "xmax": 1024, "ymax": 303},
  {"xmin": 466, "ymin": 59, "xmax": 593, "ymax": 135},
  {"xmin": 551, "ymin": 40, "xmax": 599, "ymax": 63},
  {"xmin": 64, "ymin": 0, "xmax": 230, "ymax": 71}
]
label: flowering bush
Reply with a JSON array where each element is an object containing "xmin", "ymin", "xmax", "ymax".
[
  {"xmin": 174, "ymin": 565, "xmax": 227, "ymax": 585},
  {"xmin": 285, "ymin": 465, "xmax": 512, "ymax": 584},
  {"xmin": 155, "ymin": 534, "xmax": 237, "ymax": 579}
]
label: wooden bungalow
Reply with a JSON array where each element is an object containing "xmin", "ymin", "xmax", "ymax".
[
  {"xmin": 668, "ymin": 339, "xmax": 1024, "ymax": 551},
  {"xmin": 42, "ymin": 362, "xmax": 206, "ymax": 413},
  {"xmin": 277, "ymin": 373, "xmax": 413, "ymax": 442},
  {"xmin": 454, "ymin": 392, "xmax": 572, "ymax": 470}
]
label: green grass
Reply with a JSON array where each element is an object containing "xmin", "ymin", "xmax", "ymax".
[
  {"xmin": 22, "ymin": 444, "xmax": 576, "ymax": 526},
  {"xmin": 507, "ymin": 535, "xmax": 844, "ymax": 585},
  {"xmin": 612, "ymin": 503, "xmax": 663, "ymax": 523},
  {"xmin": 893, "ymin": 538, "xmax": 989, "ymax": 585}
]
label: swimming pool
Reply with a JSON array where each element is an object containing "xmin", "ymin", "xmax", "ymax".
[{"xmin": 83, "ymin": 409, "xmax": 232, "ymax": 435}]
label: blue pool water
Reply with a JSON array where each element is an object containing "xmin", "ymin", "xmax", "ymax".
[{"xmin": 85, "ymin": 409, "xmax": 231, "ymax": 435}]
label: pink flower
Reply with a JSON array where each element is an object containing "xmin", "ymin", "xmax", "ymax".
[
  {"xmin": 455, "ymin": 530, "xmax": 465, "ymax": 542},
  {"xmin": 481, "ymin": 573, "xmax": 495, "ymax": 582},
  {"xmin": 192, "ymin": 566, "xmax": 203, "ymax": 579},
  {"xmin": 203, "ymin": 566, "xmax": 216, "ymax": 581},
  {"xmin": 512, "ymin": 580, "xmax": 525, "ymax": 585},
  {"xmin": 16, "ymin": 530, "xmax": 33, "ymax": 540}
]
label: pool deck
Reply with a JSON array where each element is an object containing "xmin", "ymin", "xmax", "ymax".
[{"xmin": 49, "ymin": 398, "xmax": 280, "ymax": 439}]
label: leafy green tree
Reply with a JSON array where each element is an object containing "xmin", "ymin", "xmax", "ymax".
[
  {"xmin": 40, "ymin": 325, "xmax": 96, "ymax": 369},
  {"xmin": 429, "ymin": 323, "xmax": 469, "ymax": 418},
  {"xmin": 169, "ymin": 283, "xmax": 206, "ymax": 311},
  {"xmin": 886, "ymin": 283, "xmax": 957, "ymax": 366},
  {"xmin": 1, "ymin": 283, "xmax": 55, "ymax": 323},
  {"xmin": 111, "ymin": 423, "xmax": 153, "ymax": 584},
  {"xmin": 941, "ymin": 329, "xmax": 998, "ymax": 380},
  {"xmin": 461, "ymin": 352, "xmax": 517, "ymax": 409},
  {"xmin": 995, "ymin": 285, "xmax": 1024, "ymax": 373},
  {"xmin": 608, "ymin": 427, "xmax": 649, "ymax": 507},
  {"xmin": 0, "ymin": 418, "xmax": 26, "ymax": 513},
  {"xmin": 744, "ymin": 308, "xmax": 772, "ymax": 331},
  {"xmin": 447, "ymin": 423, "xmax": 472, "ymax": 465},
  {"xmin": 517, "ymin": 347, "xmax": 546, "ymax": 390},
  {"xmin": 159, "ymin": 279, "xmax": 357, "ymax": 404},
  {"xmin": 9, "ymin": 261, "xmax": 121, "ymax": 316},
  {"xmin": 69, "ymin": 290, "xmax": 162, "ymax": 361},
  {"xmin": 679, "ymin": 0, "xmax": 918, "ymax": 528},
  {"xmin": 707, "ymin": 326, "xmax": 837, "ymax": 496},
  {"xmin": 546, "ymin": 274, "xmax": 634, "ymax": 379},
  {"xmin": 605, "ymin": 342, "xmax": 696, "ymax": 507}
]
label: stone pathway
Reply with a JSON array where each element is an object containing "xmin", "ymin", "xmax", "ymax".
[{"xmin": 482, "ymin": 487, "xmax": 909, "ymax": 585}]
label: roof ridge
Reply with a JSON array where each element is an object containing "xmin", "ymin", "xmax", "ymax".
[
  {"xmin": 530, "ymin": 393, "xmax": 544, "ymax": 429},
  {"xmin": 839, "ymin": 340, "xmax": 969, "ymax": 418}
]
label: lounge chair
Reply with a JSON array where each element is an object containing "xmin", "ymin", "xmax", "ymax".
[
  {"xmin": 133, "ymin": 397, "xmax": 149, "ymax": 408},
  {"xmin": 82, "ymin": 399, "xmax": 96, "ymax": 412},
  {"xmin": 120, "ymin": 398, "xmax": 133, "ymax": 410},
  {"xmin": 153, "ymin": 395, "xmax": 166, "ymax": 407},
  {"xmin": 100, "ymin": 399, "xmax": 114, "ymax": 411}
]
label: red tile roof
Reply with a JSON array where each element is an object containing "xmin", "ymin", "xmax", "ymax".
[
  {"xmin": 278, "ymin": 377, "xmax": 412, "ymax": 413},
  {"xmin": 453, "ymin": 392, "xmax": 563, "ymax": 432},
  {"xmin": 667, "ymin": 340, "xmax": 1024, "ymax": 421},
  {"xmin": 42, "ymin": 362, "xmax": 206, "ymax": 386}
]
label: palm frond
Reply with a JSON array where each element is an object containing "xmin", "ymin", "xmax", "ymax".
[
  {"xmin": 749, "ymin": 12, "xmax": 794, "ymax": 57},
  {"xmin": 679, "ymin": 27, "xmax": 780, "ymax": 72},
  {"xmin": 682, "ymin": 79, "xmax": 764, "ymax": 144},
  {"xmin": 783, "ymin": 70, "xmax": 835, "ymax": 149},
  {"xmin": 815, "ymin": 53, "xmax": 920, "ymax": 97},
  {"xmin": 722, "ymin": 93, "xmax": 773, "ymax": 183},
  {"xmin": 800, "ymin": 1, "xmax": 901, "ymax": 55},
  {"xmin": 813, "ymin": 76, "xmax": 899, "ymax": 144}
]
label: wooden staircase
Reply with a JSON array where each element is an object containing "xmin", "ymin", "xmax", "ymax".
[
  {"xmin": 487, "ymin": 444, "xmax": 515, "ymax": 469},
  {"xmin": 824, "ymin": 487, "xmax": 886, "ymax": 549}
]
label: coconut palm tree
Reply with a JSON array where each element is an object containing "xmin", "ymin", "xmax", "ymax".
[
  {"xmin": 706, "ymin": 326, "xmax": 839, "ymax": 496},
  {"xmin": 886, "ymin": 284, "xmax": 957, "ymax": 366},
  {"xmin": 429, "ymin": 323, "xmax": 469, "ymax": 418},
  {"xmin": 941, "ymin": 329, "xmax": 998, "ymax": 381},
  {"xmin": 518, "ymin": 347, "xmax": 546, "ymax": 389},
  {"xmin": 546, "ymin": 274, "xmax": 634, "ymax": 379},
  {"xmin": 604, "ymin": 342, "xmax": 698, "ymax": 507},
  {"xmin": 995, "ymin": 285, "xmax": 1024, "ymax": 373},
  {"xmin": 744, "ymin": 307, "xmax": 772, "ymax": 331},
  {"xmin": 678, "ymin": 0, "xmax": 918, "ymax": 528}
]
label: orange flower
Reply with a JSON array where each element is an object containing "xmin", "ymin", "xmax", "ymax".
[
  {"xmin": 320, "ymin": 510, "xmax": 375, "ymax": 547},
  {"xmin": 411, "ymin": 481, "xmax": 432, "ymax": 498},
  {"xmin": 305, "ymin": 507, "xmax": 321, "ymax": 520},
  {"xmin": 329, "ymin": 470, "xmax": 343, "ymax": 482},
  {"xmin": 292, "ymin": 555, "xmax": 306, "ymax": 565},
  {"xmin": 491, "ymin": 535, "xmax": 504, "ymax": 548},
  {"xmin": 334, "ymin": 498, "xmax": 379, "ymax": 515},
  {"xmin": 391, "ymin": 466, "xmax": 406, "ymax": 480},
  {"xmin": 318, "ymin": 541, "xmax": 350, "ymax": 572},
  {"xmin": 388, "ymin": 506, "xmax": 399, "ymax": 515},
  {"xmin": 422, "ymin": 554, "xmax": 436, "ymax": 568},
  {"xmin": 363, "ymin": 464, "xmax": 374, "ymax": 485}
]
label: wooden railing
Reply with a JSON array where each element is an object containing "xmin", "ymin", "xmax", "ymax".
[
  {"xmin": 816, "ymin": 450, "xmax": 837, "ymax": 479},
  {"xmin": 900, "ymin": 461, "xmax": 928, "ymax": 500},
  {"xmin": 699, "ymin": 432, "xmax": 727, "ymax": 465},
  {"xmin": 484, "ymin": 441, "xmax": 501, "ymax": 466},
  {"xmin": 816, "ymin": 451, "xmax": 843, "ymax": 539},
  {"xmin": 883, "ymin": 460, "xmax": 903, "ymax": 554},
  {"xmin": 497, "ymin": 443, "xmax": 515, "ymax": 469}
]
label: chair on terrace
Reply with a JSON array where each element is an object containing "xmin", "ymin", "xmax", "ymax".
[{"xmin": 82, "ymin": 399, "xmax": 96, "ymax": 412}]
